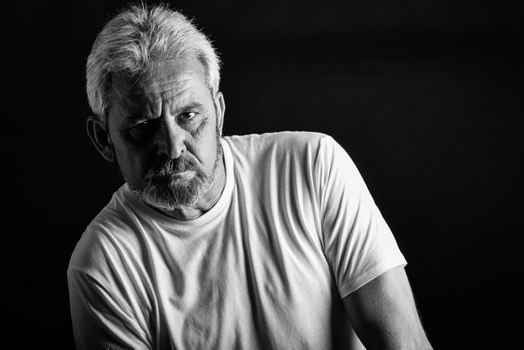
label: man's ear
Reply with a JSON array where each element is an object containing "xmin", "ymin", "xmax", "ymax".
[
  {"xmin": 86, "ymin": 116, "xmax": 115, "ymax": 162},
  {"xmin": 214, "ymin": 91, "xmax": 225, "ymax": 135}
]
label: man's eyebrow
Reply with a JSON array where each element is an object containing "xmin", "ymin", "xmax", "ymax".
[
  {"xmin": 121, "ymin": 113, "xmax": 149, "ymax": 127},
  {"xmin": 171, "ymin": 101, "xmax": 205, "ymax": 114},
  {"xmin": 123, "ymin": 101, "xmax": 206, "ymax": 123}
]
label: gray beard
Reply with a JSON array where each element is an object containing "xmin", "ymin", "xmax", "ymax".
[{"xmin": 135, "ymin": 137, "xmax": 223, "ymax": 211}]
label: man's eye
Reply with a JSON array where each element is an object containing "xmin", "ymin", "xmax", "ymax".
[
  {"xmin": 129, "ymin": 119, "xmax": 156, "ymax": 136},
  {"xmin": 132, "ymin": 119, "xmax": 152, "ymax": 129},
  {"xmin": 179, "ymin": 112, "xmax": 197, "ymax": 122}
]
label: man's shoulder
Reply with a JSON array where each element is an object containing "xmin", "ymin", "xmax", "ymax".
[
  {"xmin": 68, "ymin": 185, "xmax": 141, "ymax": 277},
  {"xmin": 221, "ymin": 131, "xmax": 343, "ymax": 187},
  {"xmin": 223, "ymin": 131, "xmax": 335, "ymax": 156}
]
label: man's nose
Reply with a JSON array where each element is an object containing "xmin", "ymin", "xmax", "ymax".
[{"xmin": 154, "ymin": 118, "xmax": 186, "ymax": 159}]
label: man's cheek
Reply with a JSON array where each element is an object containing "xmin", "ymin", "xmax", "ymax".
[
  {"xmin": 120, "ymin": 149, "xmax": 153, "ymax": 187},
  {"xmin": 191, "ymin": 115, "xmax": 210, "ymax": 137}
]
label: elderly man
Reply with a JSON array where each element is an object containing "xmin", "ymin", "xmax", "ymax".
[{"xmin": 68, "ymin": 4, "xmax": 432, "ymax": 350}]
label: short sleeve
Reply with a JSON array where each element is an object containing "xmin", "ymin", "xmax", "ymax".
[
  {"xmin": 67, "ymin": 225, "xmax": 154, "ymax": 350},
  {"xmin": 67, "ymin": 269, "xmax": 153, "ymax": 350},
  {"xmin": 316, "ymin": 136, "xmax": 407, "ymax": 298}
]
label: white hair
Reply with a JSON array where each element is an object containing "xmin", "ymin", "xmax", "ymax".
[{"xmin": 86, "ymin": 4, "xmax": 221, "ymax": 123}]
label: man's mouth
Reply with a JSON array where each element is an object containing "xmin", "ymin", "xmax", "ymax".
[
  {"xmin": 171, "ymin": 170, "xmax": 195, "ymax": 179},
  {"xmin": 151, "ymin": 169, "xmax": 195, "ymax": 183}
]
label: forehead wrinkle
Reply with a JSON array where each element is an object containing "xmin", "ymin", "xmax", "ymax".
[
  {"xmin": 111, "ymin": 76, "xmax": 156, "ymax": 118},
  {"xmin": 121, "ymin": 82, "xmax": 190, "ymax": 116},
  {"xmin": 131, "ymin": 76, "xmax": 194, "ymax": 96},
  {"xmin": 115, "ymin": 63, "xmax": 208, "ymax": 118},
  {"xmin": 121, "ymin": 92, "xmax": 160, "ymax": 114},
  {"xmin": 164, "ymin": 89, "xmax": 202, "ymax": 116}
]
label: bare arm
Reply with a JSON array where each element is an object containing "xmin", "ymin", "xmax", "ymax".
[{"xmin": 343, "ymin": 266, "xmax": 432, "ymax": 350}]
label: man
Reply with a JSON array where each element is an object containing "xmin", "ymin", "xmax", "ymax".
[{"xmin": 68, "ymin": 4, "xmax": 432, "ymax": 350}]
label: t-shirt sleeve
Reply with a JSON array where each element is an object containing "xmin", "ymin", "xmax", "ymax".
[
  {"xmin": 68, "ymin": 268, "xmax": 153, "ymax": 350},
  {"xmin": 315, "ymin": 135, "xmax": 407, "ymax": 298}
]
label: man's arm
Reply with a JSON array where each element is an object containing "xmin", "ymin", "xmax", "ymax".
[
  {"xmin": 343, "ymin": 266, "xmax": 432, "ymax": 350},
  {"xmin": 68, "ymin": 269, "xmax": 153, "ymax": 350}
]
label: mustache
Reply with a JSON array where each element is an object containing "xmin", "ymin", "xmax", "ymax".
[{"xmin": 146, "ymin": 155, "xmax": 199, "ymax": 178}]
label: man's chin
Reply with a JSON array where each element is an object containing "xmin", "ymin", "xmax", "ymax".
[
  {"xmin": 133, "ymin": 178, "xmax": 206, "ymax": 211},
  {"xmin": 133, "ymin": 163, "xmax": 216, "ymax": 212}
]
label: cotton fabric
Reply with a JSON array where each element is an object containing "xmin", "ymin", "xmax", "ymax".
[{"xmin": 68, "ymin": 132, "xmax": 406, "ymax": 350}]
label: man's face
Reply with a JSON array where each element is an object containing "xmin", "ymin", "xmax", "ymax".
[{"xmin": 106, "ymin": 57, "xmax": 224, "ymax": 210}]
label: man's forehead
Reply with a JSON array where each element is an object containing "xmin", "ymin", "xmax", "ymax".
[{"xmin": 111, "ymin": 58, "xmax": 207, "ymax": 97}]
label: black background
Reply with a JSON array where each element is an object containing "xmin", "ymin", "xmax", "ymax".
[{"xmin": 5, "ymin": 0, "xmax": 522, "ymax": 348}]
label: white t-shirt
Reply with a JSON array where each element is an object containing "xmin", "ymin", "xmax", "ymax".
[{"xmin": 68, "ymin": 132, "xmax": 406, "ymax": 350}]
